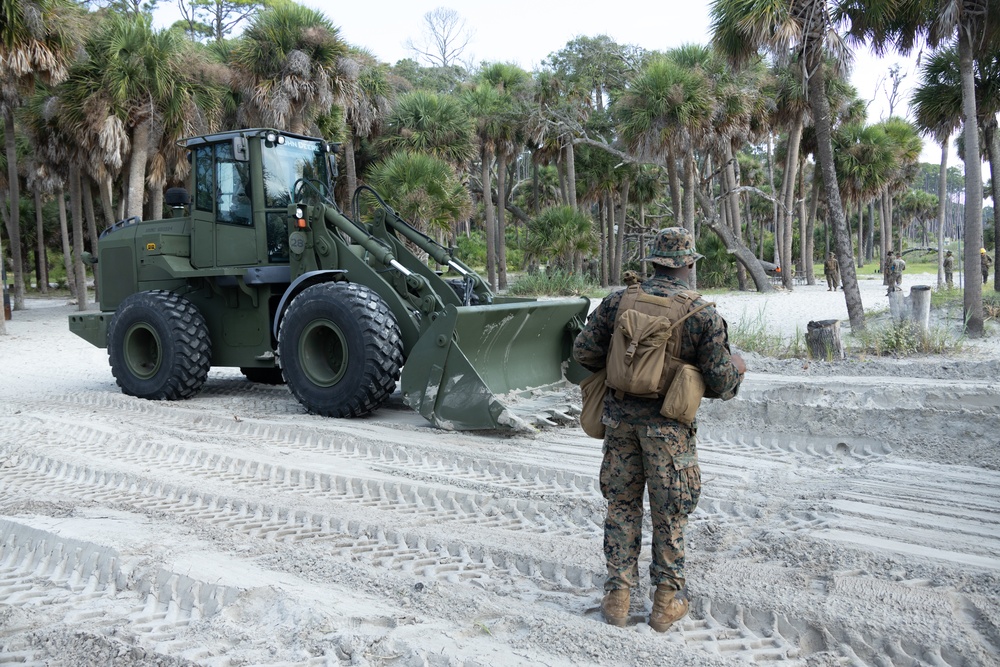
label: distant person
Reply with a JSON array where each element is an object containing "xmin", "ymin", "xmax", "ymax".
[
  {"xmin": 824, "ymin": 252, "xmax": 840, "ymax": 291},
  {"xmin": 943, "ymin": 250, "xmax": 955, "ymax": 289},
  {"xmin": 886, "ymin": 251, "xmax": 902, "ymax": 295},
  {"xmin": 982, "ymin": 248, "xmax": 993, "ymax": 285},
  {"xmin": 884, "ymin": 250, "xmax": 894, "ymax": 287},
  {"xmin": 893, "ymin": 253, "xmax": 906, "ymax": 291}
]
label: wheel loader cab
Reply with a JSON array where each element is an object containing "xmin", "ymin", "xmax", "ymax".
[{"xmin": 184, "ymin": 130, "xmax": 336, "ymax": 269}]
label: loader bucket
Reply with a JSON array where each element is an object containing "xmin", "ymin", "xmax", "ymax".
[{"xmin": 401, "ymin": 298, "xmax": 590, "ymax": 431}]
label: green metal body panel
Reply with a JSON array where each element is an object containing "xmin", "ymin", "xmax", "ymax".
[{"xmin": 70, "ymin": 128, "xmax": 588, "ymax": 430}]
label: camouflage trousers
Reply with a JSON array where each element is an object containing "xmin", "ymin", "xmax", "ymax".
[{"xmin": 600, "ymin": 420, "xmax": 701, "ymax": 592}]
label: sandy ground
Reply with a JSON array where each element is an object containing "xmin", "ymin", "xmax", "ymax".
[{"xmin": 1, "ymin": 274, "xmax": 999, "ymax": 666}]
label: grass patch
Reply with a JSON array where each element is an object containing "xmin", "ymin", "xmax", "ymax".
[
  {"xmin": 506, "ymin": 270, "xmax": 599, "ymax": 297},
  {"xmin": 729, "ymin": 309, "xmax": 806, "ymax": 358},
  {"xmin": 850, "ymin": 319, "xmax": 963, "ymax": 356}
]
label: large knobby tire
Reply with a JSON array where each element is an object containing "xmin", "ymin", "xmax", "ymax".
[
  {"xmin": 277, "ymin": 282, "xmax": 403, "ymax": 418},
  {"xmin": 108, "ymin": 290, "xmax": 212, "ymax": 400}
]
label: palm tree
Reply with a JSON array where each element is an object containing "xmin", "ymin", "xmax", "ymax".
[
  {"xmin": 379, "ymin": 90, "xmax": 475, "ymax": 167},
  {"xmin": 0, "ymin": 0, "xmax": 75, "ymax": 312},
  {"xmin": 525, "ymin": 205, "xmax": 597, "ymax": 273},
  {"xmin": 229, "ymin": 3, "xmax": 351, "ymax": 135},
  {"xmin": 615, "ymin": 54, "xmax": 712, "ymax": 231},
  {"xmin": 712, "ymin": 0, "xmax": 867, "ymax": 330},
  {"xmin": 340, "ymin": 49, "xmax": 393, "ymax": 211},
  {"xmin": 60, "ymin": 15, "xmax": 214, "ymax": 220},
  {"xmin": 463, "ymin": 82, "xmax": 503, "ymax": 289},
  {"xmin": 840, "ymin": 0, "xmax": 1000, "ymax": 335},
  {"xmin": 365, "ymin": 150, "xmax": 472, "ymax": 253},
  {"xmin": 911, "ymin": 51, "xmax": 958, "ymax": 289},
  {"xmin": 833, "ymin": 122, "xmax": 896, "ymax": 267},
  {"xmin": 478, "ymin": 63, "xmax": 530, "ymax": 291},
  {"xmin": 911, "ymin": 44, "xmax": 1000, "ymax": 290}
]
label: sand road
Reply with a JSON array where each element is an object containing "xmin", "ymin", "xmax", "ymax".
[{"xmin": 1, "ymin": 279, "xmax": 999, "ymax": 666}]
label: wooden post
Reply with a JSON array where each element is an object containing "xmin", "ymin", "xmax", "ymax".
[
  {"xmin": 806, "ymin": 319, "xmax": 845, "ymax": 360},
  {"xmin": 909, "ymin": 285, "xmax": 931, "ymax": 333},
  {"xmin": 888, "ymin": 290, "xmax": 906, "ymax": 322}
]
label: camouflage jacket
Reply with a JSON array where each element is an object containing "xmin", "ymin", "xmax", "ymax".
[
  {"xmin": 824, "ymin": 258, "xmax": 839, "ymax": 274},
  {"xmin": 983, "ymin": 254, "xmax": 994, "ymax": 270},
  {"xmin": 943, "ymin": 255, "xmax": 954, "ymax": 272},
  {"xmin": 573, "ymin": 275, "xmax": 743, "ymax": 433}
]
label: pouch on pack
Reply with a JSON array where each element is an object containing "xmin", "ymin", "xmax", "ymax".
[
  {"xmin": 660, "ymin": 360, "xmax": 705, "ymax": 424},
  {"xmin": 579, "ymin": 367, "xmax": 608, "ymax": 439}
]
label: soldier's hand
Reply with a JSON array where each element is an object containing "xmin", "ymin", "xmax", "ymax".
[{"xmin": 731, "ymin": 352, "xmax": 746, "ymax": 377}]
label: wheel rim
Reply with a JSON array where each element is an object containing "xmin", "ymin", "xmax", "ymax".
[
  {"xmin": 123, "ymin": 322, "xmax": 162, "ymax": 380},
  {"xmin": 299, "ymin": 319, "xmax": 348, "ymax": 387}
]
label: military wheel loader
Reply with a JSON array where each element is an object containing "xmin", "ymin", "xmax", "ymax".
[{"xmin": 68, "ymin": 128, "xmax": 590, "ymax": 430}]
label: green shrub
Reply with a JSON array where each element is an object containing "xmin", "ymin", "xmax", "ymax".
[
  {"xmin": 729, "ymin": 309, "xmax": 806, "ymax": 358},
  {"xmin": 507, "ymin": 269, "xmax": 598, "ymax": 296},
  {"xmin": 850, "ymin": 319, "xmax": 962, "ymax": 356}
]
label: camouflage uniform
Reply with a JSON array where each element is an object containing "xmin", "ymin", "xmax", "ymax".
[
  {"xmin": 573, "ymin": 230, "xmax": 743, "ymax": 594},
  {"xmin": 982, "ymin": 250, "xmax": 993, "ymax": 285},
  {"xmin": 823, "ymin": 253, "xmax": 840, "ymax": 291},
  {"xmin": 943, "ymin": 251, "xmax": 954, "ymax": 289}
]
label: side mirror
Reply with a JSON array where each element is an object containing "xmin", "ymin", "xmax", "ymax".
[{"xmin": 232, "ymin": 137, "xmax": 249, "ymax": 162}]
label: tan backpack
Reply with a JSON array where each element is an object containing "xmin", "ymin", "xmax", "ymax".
[{"xmin": 604, "ymin": 285, "xmax": 712, "ymax": 422}]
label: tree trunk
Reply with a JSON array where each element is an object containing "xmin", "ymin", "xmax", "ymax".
[
  {"xmin": 599, "ymin": 198, "xmax": 608, "ymax": 287},
  {"xmin": 867, "ymin": 199, "xmax": 875, "ymax": 262},
  {"xmin": 987, "ymin": 124, "xmax": 1000, "ymax": 292},
  {"xmin": 798, "ymin": 157, "xmax": 807, "ymax": 281},
  {"xmin": 127, "ymin": 118, "xmax": 152, "ymax": 220},
  {"xmin": 99, "ymin": 171, "xmax": 115, "ymax": 228},
  {"xmin": 83, "ymin": 176, "xmax": 101, "ymax": 301},
  {"xmin": 936, "ymin": 139, "xmax": 949, "ymax": 289},
  {"xmin": 482, "ymin": 149, "xmax": 497, "ymax": 290},
  {"xmin": 667, "ymin": 144, "xmax": 681, "ymax": 226},
  {"xmin": 70, "ymin": 166, "xmax": 89, "ymax": 311},
  {"xmin": 34, "ymin": 189, "xmax": 48, "ymax": 294},
  {"xmin": 809, "ymin": 65, "xmax": 865, "ymax": 331},
  {"xmin": 767, "ymin": 132, "xmax": 777, "ymax": 265},
  {"xmin": 639, "ymin": 202, "xmax": 647, "ymax": 277},
  {"xmin": 857, "ymin": 202, "xmax": 864, "ymax": 268},
  {"xmin": 694, "ymin": 187, "xmax": 773, "ymax": 292},
  {"xmin": 959, "ymin": 29, "xmax": 984, "ymax": 336},
  {"xmin": 565, "ymin": 141, "xmax": 578, "ymax": 210},
  {"xmin": 557, "ymin": 157, "xmax": 568, "ymax": 205},
  {"xmin": 613, "ymin": 177, "xmax": 630, "ymax": 286},
  {"xmin": 496, "ymin": 152, "xmax": 508, "ymax": 290},
  {"xmin": 881, "ymin": 193, "xmax": 890, "ymax": 285},
  {"xmin": 806, "ymin": 164, "xmax": 819, "ymax": 285},
  {"xmin": 343, "ymin": 127, "xmax": 357, "ymax": 213},
  {"xmin": 3, "ymin": 109, "xmax": 25, "ymax": 310},
  {"xmin": 58, "ymin": 187, "xmax": 76, "ymax": 298},
  {"xmin": 83, "ymin": 176, "xmax": 99, "ymax": 253},
  {"xmin": 725, "ymin": 144, "xmax": 748, "ymax": 290},
  {"xmin": 683, "ymin": 153, "xmax": 696, "ymax": 288},
  {"xmin": 780, "ymin": 118, "xmax": 803, "ymax": 289}
]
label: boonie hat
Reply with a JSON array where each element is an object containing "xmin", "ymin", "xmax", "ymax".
[{"xmin": 644, "ymin": 227, "xmax": 704, "ymax": 268}]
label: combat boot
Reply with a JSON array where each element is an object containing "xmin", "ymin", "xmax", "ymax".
[
  {"xmin": 649, "ymin": 585, "xmax": 688, "ymax": 632},
  {"xmin": 601, "ymin": 589, "xmax": 630, "ymax": 627}
]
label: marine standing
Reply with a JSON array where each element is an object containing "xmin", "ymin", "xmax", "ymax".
[
  {"xmin": 982, "ymin": 248, "xmax": 993, "ymax": 285},
  {"xmin": 573, "ymin": 227, "xmax": 745, "ymax": 632},
  {"xmin": 943, "ymin": 250, "xmax": 954, "ymax": 289},
  {"xmin": 824, "ymin": 252, "xmax": 840, "ymax": 291}
]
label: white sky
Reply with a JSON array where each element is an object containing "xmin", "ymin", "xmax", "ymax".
[{"xmin": 154, "ymin": 1, "xmax": 940, "ymax": 164}]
